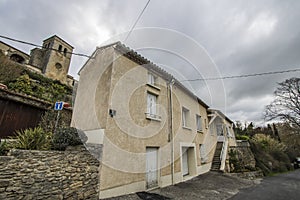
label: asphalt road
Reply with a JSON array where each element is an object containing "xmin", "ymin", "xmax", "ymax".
[
  {"xmin": 106, "ymin": 170, "xmax": 300, "ymax": 200},
  {"xmin": 229, "ymin": 170, "xmax": 300, "ymax": 200},
  {"xmin": 106, "ymin": 172, "xmax": 258, "ymax": 200}
]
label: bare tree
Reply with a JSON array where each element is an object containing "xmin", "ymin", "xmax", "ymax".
[{"xmin": 265, "ymin": 77, "xmax": 300, "ymax": 130}]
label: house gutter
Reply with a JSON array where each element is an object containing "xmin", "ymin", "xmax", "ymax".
[{"xmin": 168, "ymin": 79, "xmax": 175, "ymax": 185}]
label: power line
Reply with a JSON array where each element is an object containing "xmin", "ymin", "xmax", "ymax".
[
  {"xmin": 124, "ymin": 0, "xmax": 151, "ymax": 42},
  {"xmin": 180, "ymin": 68, "xmax": 300, "ymax": 82},
  {"xmin": 0, "ymin": 35, "xmax": 92, "ymax": 58},
  {"xmin": 2, "ymin": 34, "xmax": 299, "ymax": 81}
]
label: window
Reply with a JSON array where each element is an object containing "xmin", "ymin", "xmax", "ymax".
[
  {"xmin": 148, "ymin": 73, "xmax": 156, "ymax": 85},
  {"xmin": 147, "ymin": 93, "xmax": 157, "ymax": 118},
  {"xmin": 216, "ymin": 124, "xmax": 224, "ymax": 136},
  {"xmin": 196, "ymin": 115, "xmax": 202, "ymax": 131},
  {"xmin": 58, "ymin": 45, "xmax": 62, "ymax": 52},
  {"xmin": 63, "ymin": 48, "xmax": 67, "ymax": 56},
  {"xmin": 182, "ymin": 107, "xmax": 190, "ymax": 128},
  {"xmin": 55, "ymin": 63, "xmax": 62, "ymax": 70}
]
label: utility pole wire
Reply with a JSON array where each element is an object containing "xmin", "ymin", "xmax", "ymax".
[
  {"xmin": 2, "ymin": 35, "xmax": 299, "ymax": 81},
  {"xmin": 0, "ymin": 35, "xmax": 92, "ymax": 58},
  {"xmin": 180, "ymin": 68, "xmax": 300, "ymax": 82},
  {"xmin": 124, "ymin": 0, "xmax": 151, "ymax": 42}
]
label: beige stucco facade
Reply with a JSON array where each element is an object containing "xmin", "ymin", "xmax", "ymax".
[{"xmin": 72, "ymin": 42, "xmax": 236, "ymax": 199}]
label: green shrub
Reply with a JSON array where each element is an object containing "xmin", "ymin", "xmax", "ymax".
[
  {"xmin": 0, "ymin": 52, "xmax": 25, "ymax": 85},
  {"xmin": 8, "ymin": 74, "xmax": 33, "ymax": 95},
  {"xmin": 229, "ymin": 149, "xmax": 243, "ymax": 172},
  {"xmin": 0, "ymin": 140, "xmax": 8, "ymax": 156},
  {"xmin": 11, "ymin": 127, "xmax": 51, "ymax": 150},
  {"xmin": 252, "ymin": 134, "xmax": 286, "ymax": 152},
  {"xmin": 250, "ymin": 135, "xmax": 291, "ymax": 175},
  {"xmin": 52, "ymin": 127, "xmax": 82, "ymax": 151},
  {"xmin": 39, "ymin": 110, "xmax": 72, "ymax": 134},
  {"xmin": 236, "ymin": 134, "xmax": 250, "ymax": 140},
  {"xmin": 1, "ymin": 52, "xmax": 73, "ymax": 103}
]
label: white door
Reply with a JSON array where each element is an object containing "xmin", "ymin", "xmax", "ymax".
[
  {"xmin": 182, "ymin": 147, "xmax": 189, "ymax": 176},
  {"xmin": 146, "ymin": 147, "xmax": 158, "ymax": 188},
  {"xmin": 217, "ymin": 124, "xmax": 225, "ymax": 142}
]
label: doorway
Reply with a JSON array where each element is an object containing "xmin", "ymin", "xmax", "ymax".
[{"xmin": 146, "ymin": 147, "xmax": 159, "ymax": 188}]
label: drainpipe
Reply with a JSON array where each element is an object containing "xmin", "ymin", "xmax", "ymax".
[{"xmin": 168, "ymin": 79, "xmax": 175, "ymax": 185}]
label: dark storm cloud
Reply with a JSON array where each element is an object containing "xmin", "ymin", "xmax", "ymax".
[{"xmin": 1, "ymin": 0, "xmax": 300, "ymax": 125}]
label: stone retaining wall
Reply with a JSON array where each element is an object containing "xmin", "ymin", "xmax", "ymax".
[
  {"xmin": 0, "ymin": 146, "xmax": 100, "ymax": 200},
  {"xmin": 231, "ymin": 140, "xmax": 256, "ymax": 170},
  {"xmin": 229, "ymin": 170, "xmax": 264, "ymax": 180}
]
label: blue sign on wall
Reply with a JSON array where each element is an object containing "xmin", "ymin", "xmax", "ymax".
[{"xmin": 54, "ymin": 101, "xmax": 64, "ymax": 110}]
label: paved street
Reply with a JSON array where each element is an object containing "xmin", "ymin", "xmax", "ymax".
[
  {"xmin": 107, "ymin": 170, "xmax": 300, "ymax": 200},
  {"xmin": 106, "ymin": 172, "xmax": 259, "ymax": 200},
  {"xmin": 229, "ymin": 169, "xmax": 300, "ymax": 200}
]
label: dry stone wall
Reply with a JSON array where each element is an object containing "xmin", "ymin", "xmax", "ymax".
[
  {"xmin": 0, "ymin": 145, "xmax": 100, "ymax": 200},
  {"xmin": 230, "ymin": 140, "xmax": 256, "ymax": 171}
]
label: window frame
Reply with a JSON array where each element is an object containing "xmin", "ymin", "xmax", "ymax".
[
  {"xmin": 216, "ymin": 124, "xmax": 224, "ymax": 136},
  {"xmin": 58, "ymin": 45, "xmax": 62, "ymax": 52},
  {"xmin": 63, "ymin": 48, "xmax": 67, "ymax": 56},
  {"xmin": 148, "ymin": 73, "xmax": 157, "ymax": 86},
  {"xmin": 182, "ymin": 107, "xmax": 190, "ymax": 128},
  {"xmin": 146, "ymin": 92, "xmax": 160, "ymax": 120},
  {"xmin": 196, "ymin": 114, "xmax": 203, "ymax": 132}
]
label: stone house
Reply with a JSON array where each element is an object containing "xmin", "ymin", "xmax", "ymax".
[
  {"xmin": 0, "ymin": 35, "xmax": 75, "ymax": 86},
  {"xmin": 71, "ymin": 42, "xmax": 236, "ymax": 199}
]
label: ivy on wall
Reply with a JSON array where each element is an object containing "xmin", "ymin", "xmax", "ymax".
[{"xmin": 0, "ymin": 52, "xmax": 72, "ymax": 103}]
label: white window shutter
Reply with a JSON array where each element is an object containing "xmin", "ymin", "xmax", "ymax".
[
  {"xmin": 197, "ymin": 115, "xmax": 202, "ymax": 131},
  {"xmin": 147, "ymin": 93, "xmax": 157, "ymax": 116},
  {"xmin": 148, "ymin": 73, "xmax": 155, "ymax": 85}
]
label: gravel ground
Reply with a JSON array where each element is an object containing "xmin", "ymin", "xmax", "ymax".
[{"xmin": 105, "ymin": 172, "xmax": 261, "ymax": 200}]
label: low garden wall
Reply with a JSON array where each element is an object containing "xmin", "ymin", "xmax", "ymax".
[
  {"xmin": 229, "ymin": 170, "xmax": 264, "ymax": 180},
  {"xmin": 0, "ymin": 145, "xmax": 100, "ymax": 200}
]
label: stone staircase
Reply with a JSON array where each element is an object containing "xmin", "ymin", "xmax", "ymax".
[{"xmin": 211, "ymin": 142, "xmax": 223, "ymax": 171}]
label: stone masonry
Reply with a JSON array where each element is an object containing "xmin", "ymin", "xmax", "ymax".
[
  {"xmin": 230, "ymin": 140, "xmax": 256, "ymax": 171},
  {"xmin": 0, "ymin": 146, "xmax": 100, "ymax": 200}
]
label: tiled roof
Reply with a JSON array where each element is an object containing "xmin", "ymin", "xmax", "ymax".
[
  {"xmin": 112, "ymin": 42, "xmax": 210, "ymax": 109},
  {"xmin": 82, "ymin": 41, "xmax": 210, "ymax": 109}
]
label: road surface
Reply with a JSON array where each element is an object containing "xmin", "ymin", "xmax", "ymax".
[{"xmin": 229, "ymin": 170, "xmax": 300, "ymax": 200}]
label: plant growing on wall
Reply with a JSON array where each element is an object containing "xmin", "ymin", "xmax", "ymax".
[
  {"xmin": 1, "ymin": 52, "xmax": 73, "ymax": 103},
  {"xmin": 52, "ymin": 127, "xmax": 83, "ymax": 151},
  {"xmin": 250, "ymin": 134, "xmax": 291, "ymax": 175},
  {"xmin": 39, "ymin": 110, "xmax": 72, "ymax": 134},
  {"xmin": 10, "ymin": 127, "xmax": 52, "ymax": 150},
  {"xmin": 228, "ymin": 149, "xmax": 243, "ymax": 172},
  {"xmin": 8, "ymin": 74, "xmax": 33, "ymax": 95},
  {"xmin": 0, "ymin": 139, "xmax": 8, "ymax": 156},
  {"xmin": 0, "ymin": 52, "xmax": 24, "ymax": 84}
]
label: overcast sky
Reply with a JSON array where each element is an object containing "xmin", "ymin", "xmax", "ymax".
[{"xmin": 1, "ymin": 0, "xmax": 300, "ymax": 126}]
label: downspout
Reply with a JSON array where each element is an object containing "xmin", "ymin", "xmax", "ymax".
[{"xmin": 168, "ymin": 79, "xmax": 175, "ymax": 185}]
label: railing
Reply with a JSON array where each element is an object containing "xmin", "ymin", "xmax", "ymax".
[{"xmin": 219, "ymin": 139, "xmax": 228, "ymax": 171}]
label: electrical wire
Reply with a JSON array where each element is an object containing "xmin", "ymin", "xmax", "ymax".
[
  {"xmin": 180, "ymin": 68, "xmax": 300, "ymax": 82},
  {"xmin": 2, "ymin": 35, "xmax": 299, "ymax": 81},
  {"xmin": 123, "ymin": 0, "xmax": 151, "ymax": 42},
  {"xmin": 0, "ymin": 35, "xmax": 91, "ymax": 58}
]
